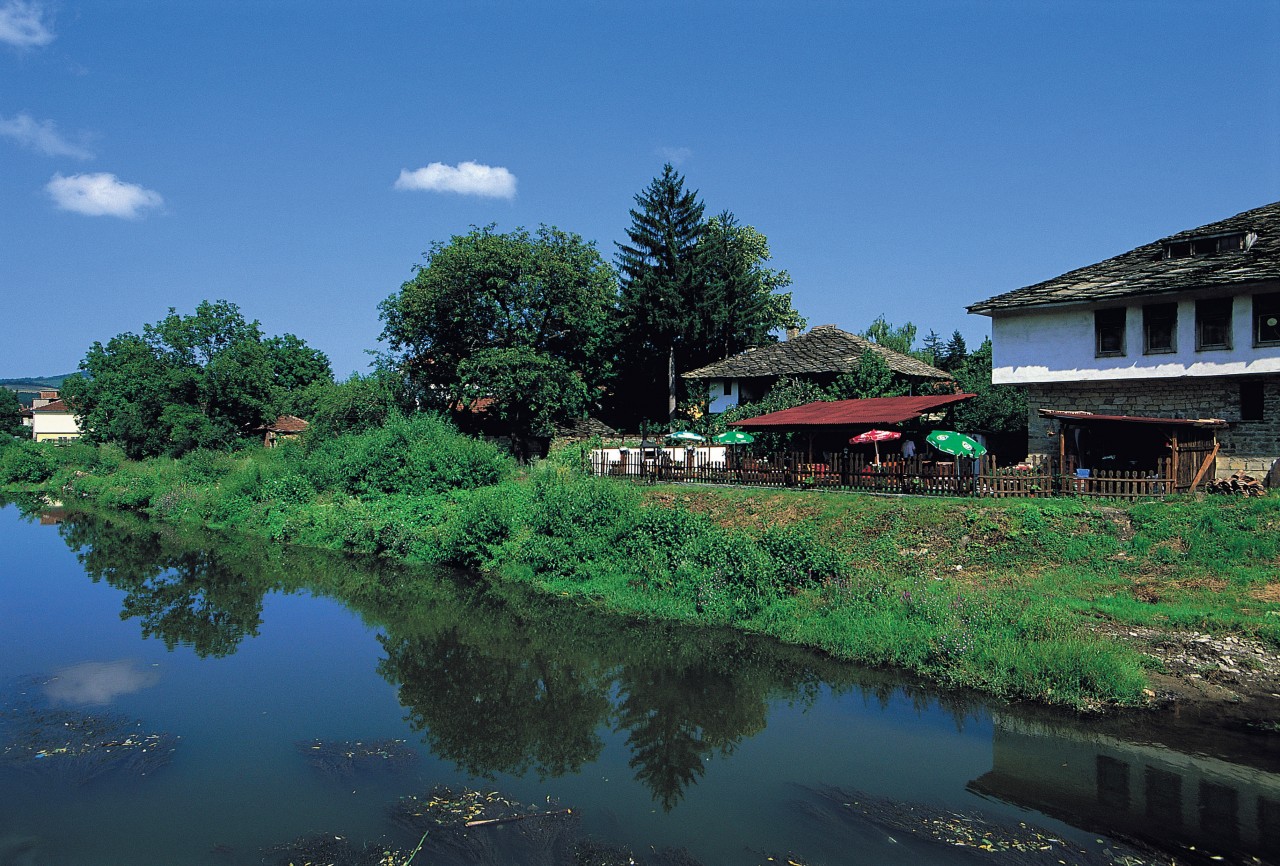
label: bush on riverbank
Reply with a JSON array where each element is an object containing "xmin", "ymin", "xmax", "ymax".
[{"xmin": 7, "ymin": 420, "xmax": 1279, "ymax": 710}]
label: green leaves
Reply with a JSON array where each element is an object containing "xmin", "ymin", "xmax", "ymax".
[
  {"xmin": 380, "ymin": 224, "xmax": 616, "ymax": 447},
  {"xmin": 68, "ymin": 300, "xmax": 333, "ymax": 458},
  {"xmin": 0, "ymin": 388, "xmax": 24, "ymax": 438}
]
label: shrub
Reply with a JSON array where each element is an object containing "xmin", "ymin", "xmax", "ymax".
[
  {"xmin": 304, "ymin": 413, "xmax": 512, "ymax": 497},
  {"xmin": 0, "ymin": 441, "xmax": 57, "ymax": 485},
  {"xmin": 438, "ymin": 484, "xmax": 524, "ymax": 569}
]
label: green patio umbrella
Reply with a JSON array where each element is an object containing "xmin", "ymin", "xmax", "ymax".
[
  {"xmin": 926, "ymin": 430, "xmax": 987, "ymax": 458},
  {"xmin": 712, "ymin": 430, "xmax": 754, "ymax": 445},
  {"xmin": 666, "ymin": 431, "xmax": 705, "ymax": 443}
]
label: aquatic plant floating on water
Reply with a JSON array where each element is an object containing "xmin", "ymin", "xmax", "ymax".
[{"xmin": 297, "ymin": 738, "xmax": 419, "ymax": 778}]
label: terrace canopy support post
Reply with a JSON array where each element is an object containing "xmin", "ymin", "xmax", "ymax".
[{"xmin": 1057, "ymin": 422, "xmax": 1066, "ymax": 492}]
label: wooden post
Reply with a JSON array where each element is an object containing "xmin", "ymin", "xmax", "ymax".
[
  {"xmin": 1170, "ymin": 428, "xmax": 1180, "ymax": 490},
  {"xmin": 1057, "ymin": 422, "xmax": 1066, "ymax": 494}
]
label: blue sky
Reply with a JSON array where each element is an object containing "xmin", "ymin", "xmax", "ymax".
[{"xmin": 3, "ymin": 0, "xmax": 1278, "ymax": 379}]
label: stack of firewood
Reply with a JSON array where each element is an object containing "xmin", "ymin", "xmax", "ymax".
[{"xmin": 1204, "ymin": 471, "xmax": 1267, "ymax": 496}]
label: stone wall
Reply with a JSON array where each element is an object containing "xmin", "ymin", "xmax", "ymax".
[{"xmin": 1024, "ymin": 375, "xmax": 1280, "ymax": 480}]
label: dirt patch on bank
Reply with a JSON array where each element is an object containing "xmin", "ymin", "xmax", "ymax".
[{"xmin": 1093, "ymin": 621, "xmax": 1280, "ymax": 715}]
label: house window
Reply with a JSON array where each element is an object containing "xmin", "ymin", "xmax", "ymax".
[
  {"xmin": 722, "ymin": 380, "xmax": 734, "ymax": 396},
  {"xmin": 1095, "ymin": 308, "xmax": 1126, "ymax": 357},
  {"xmin": 1241, "ymin": 380, "xmax": 1265, "ymax": 421},
  {"xmin": 1196, "ymin": 299, "xmax": 1233, "ymax": 351},
  {"xmin": 1143, "ymin": 303, "xmax": 1177, "ymax": 354},
  {"xmin": 1254, "ymin": 293, "xmax": 1280, "ymax": 346},
  {"xmin": 1163, "ymin": 232, "xmax": 1249, "ymax": 259}
]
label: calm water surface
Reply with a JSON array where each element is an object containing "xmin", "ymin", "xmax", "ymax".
[{"xmin": 1, "ymin": 502, "xmax": 1278, "ymax": 866}]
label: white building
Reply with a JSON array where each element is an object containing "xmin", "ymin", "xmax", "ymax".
[
  {"xmin": 30, "ymin": 398, "xmax": 83, "ymax": 443},
  {"xmin": 969, "ymin": 201, "xmax": 1280, "ymax": 480}
]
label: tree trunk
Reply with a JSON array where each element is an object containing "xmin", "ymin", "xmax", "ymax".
[{"xmin": 667, "ymin": 344, "xmax": 676, "ymax": 422}]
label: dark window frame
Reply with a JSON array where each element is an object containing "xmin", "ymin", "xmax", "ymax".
[
  {"xmin": 1195, "ymin": 298, "xmax": 1233, "ymax": 351},
  {"xmin": 1095, "ymin": 308, "xmax": 1127, "ymax": 358},
  {"xmin": 1241, "ymin": 379, "xmax": 1265, "ymax": 422},
  {"xmin": 1142, "ymin": 303, "xmax": 1178, "ymax": 355},
  {"xmin": 1163, "ymin": 232, "xmax": 1247, "ymax": 260},
  {"xmin": 1253, "ymin": 293, "xmax": 1280, "ymax": 347}
]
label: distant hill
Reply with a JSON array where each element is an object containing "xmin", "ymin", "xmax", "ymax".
[
  {"xmin": 0, "ymin": 374, "xmax": 76, "ymax": 391},
  {"xmin": 1, "ymin": 374, "xmax": 78, "ymax": 407}
]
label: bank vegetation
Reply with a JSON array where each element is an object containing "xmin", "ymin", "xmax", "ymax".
[{"xmin": 3, "ymin": 422, "xmax": 1278, "ymax": 713}]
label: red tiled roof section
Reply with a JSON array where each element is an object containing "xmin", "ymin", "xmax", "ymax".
[
  {"xmin": 266, "ymin": 415, "xmax": 309, "ymax": 433},
  {"xmin": 730, "ymin": 394, "xmax": 976, "ymax": 429},
  {"xmin": 31, "ymin": 399, "xmax": 72, "ymax": 413}
]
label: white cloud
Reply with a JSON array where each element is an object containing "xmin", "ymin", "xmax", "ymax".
[
  {"xmin": 46, "ymin": 172, "xmax": 163, "ymax": 218},
  {"xmin": 658, "ymin": 146, "xmax": 693, "ymax": 166},
  {"xmin": 45, "ymin": 660, "xmax": 160, "ymax": 706},
  {"xmin": 394, "ymin": 160, "xmax": 517, "ymax": 199},
  {"xmin": 0, "ymin": 113, "xmax": 92, "ymax": 158},
  {"xmin": 0, "ymin": 0, "xmax": 54, "ymax": 48}
]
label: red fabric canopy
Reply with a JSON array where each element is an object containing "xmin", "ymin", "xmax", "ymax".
[
  {"xmin": 730, "ymin": 394, "xmax": 975, "ymax": 430},
  {"xmin": 848, "ymin": 429, "xmax": 902, "ymax": 444}
]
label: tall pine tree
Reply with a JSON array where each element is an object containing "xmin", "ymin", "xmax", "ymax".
[
  {"xmin": 614, "ymin": 164, "xmax": 707, "ymax": 422},
  {"xmin": 696, "ymin": 211, "xmax": 800, "ymax": 364}
]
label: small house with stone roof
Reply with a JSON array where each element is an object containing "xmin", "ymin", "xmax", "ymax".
[
  {"xmin": 681, "ymin": 324, "xmax": 951, "ymax": 414},
  {"xmin": 969, "ymin": 200, "xmax": 1280, "ymax": 482},
  {"xmin": 256, "ymin": 414, "xmax": 309, "ymax": 448}
]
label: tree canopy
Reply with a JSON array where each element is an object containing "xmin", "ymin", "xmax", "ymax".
[
  {"xmin": 613, "ymin": 166, "xmax": 802, "ymax": 426},
  {"xmin": 0, "ymin": 389, "xmax": 24, "ymax": 438},
  {"xmin": 947, "ymin": 338, "xmax": 1027, "ymax": 434},
  {"xmin": 380, "ymin": 224, "xmax": 616, "ymax": 446},
  {"xmin": 63, "ymin": 300, "xmax": 333, "ymax": 458}
]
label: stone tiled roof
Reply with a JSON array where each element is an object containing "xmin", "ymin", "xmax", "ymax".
[
  {"xmin": 553, "ymin": 416, "xmax": 618, "ymax": 439},
  {"xmin": 262, "ymin": 414, "xmax": 309, "ymax": 433},
  {"xmin": 968, "ymin": 200, "xmax": 1280, "ymax": 315},
  {"xmin": 680, "ymin": 325, "xmax": 949, "ymax": 380}
]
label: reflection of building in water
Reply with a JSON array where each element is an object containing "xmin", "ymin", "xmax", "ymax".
[
  {"xmin": 969, "ymin": 714, "xmax": 1280, "ymax": 861},
  {"xmin": 39, "ymin": 506, "xmax": 68, "ymax": 525}
]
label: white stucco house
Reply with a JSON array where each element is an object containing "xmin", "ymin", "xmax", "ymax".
[
  {"xmin": 968, "ymin": 200, "xmax": 1280, "ymax": 481},
  {"xmin": 30, "ymin": 397, "xmax": 83, "ymax": 443}
]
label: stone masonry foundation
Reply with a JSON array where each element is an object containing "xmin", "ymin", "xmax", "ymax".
[{"xmin": 1024, "ymin": 375, "xmax": 1280, "ymax": 481}]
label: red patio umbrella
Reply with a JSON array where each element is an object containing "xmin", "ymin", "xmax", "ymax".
[{"xmin": 848, "ymin": 429, "xmax": 902, "ymax": 465}]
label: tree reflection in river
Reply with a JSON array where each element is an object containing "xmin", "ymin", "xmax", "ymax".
[
  {"xmin": 379, "ymin": 627, "xmax": 610, "ymax": 779},
  {"xmin": 58, "ymin": 516, "xmax": 274, "ymax": 658},
  {"xmin": 37, "ymin": 504, "xmax": 982, "ymax": 811}
]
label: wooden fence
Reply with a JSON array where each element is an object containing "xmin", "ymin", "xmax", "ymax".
[{"xmin": 589, "ymin": 449, "xmax": 1177, "ymax": 500}]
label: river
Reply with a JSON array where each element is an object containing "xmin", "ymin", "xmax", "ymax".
[{"xmin": 1, "ymin": 501, "xmax": 1277, "ymax": 866}]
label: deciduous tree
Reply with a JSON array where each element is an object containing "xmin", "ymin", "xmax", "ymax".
[
  {"xmin": 0, "ymin": 389, "xmax": 25, "ymax": 438},
  {"xmin": 64, "ymin": 300, "xmax": 332, "ymax": 458},
  {"xmin": 379, "ymin": 224, "xmax": 615, "ymax": 447}
]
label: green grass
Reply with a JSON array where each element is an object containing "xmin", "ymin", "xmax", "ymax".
[{"xmin": 5, "ymin": 428, "xmax": 1279, "ymax": 710}]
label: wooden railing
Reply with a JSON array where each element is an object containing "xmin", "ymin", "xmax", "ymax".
[{"xmin": 589, "ymin": 450, "xmax": 1178, "ymax": 500}]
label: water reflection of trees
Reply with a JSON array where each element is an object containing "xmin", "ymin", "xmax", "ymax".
[
  {"xmin": 39, "ymin": 505, "xmax": 984, "ymax": 810},
  {"xmin": 58, "ymin": 516, "xmax": 274, "ymax": 658}
]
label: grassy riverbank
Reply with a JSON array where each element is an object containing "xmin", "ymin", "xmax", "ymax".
[{"xmin": 5, "ymin": 426, "xmax": 1279, "ymax": 711}]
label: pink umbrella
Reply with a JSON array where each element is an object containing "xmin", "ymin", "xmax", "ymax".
[{"xmin": 848, "ymin": 429, "xmax": 902, "ymax": 465}]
